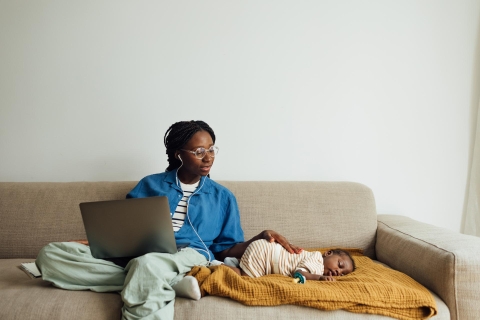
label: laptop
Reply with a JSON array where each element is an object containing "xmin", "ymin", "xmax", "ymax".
[{"xmin": 80, "ymin": 196, "xmax": 188, "ymax": 266}]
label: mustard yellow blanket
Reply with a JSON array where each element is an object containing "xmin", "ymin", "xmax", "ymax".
[{"xmin": 188, "ymin": 250, "xmax": 437, "ymax": 320}]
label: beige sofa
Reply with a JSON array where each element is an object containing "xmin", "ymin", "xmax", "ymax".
[{"xmin": 1, "ymin": 181, "xmax": 479, "ymax": 320}]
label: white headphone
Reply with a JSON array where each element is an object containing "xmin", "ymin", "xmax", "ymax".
[{"xmin": 174, "ymin": 159, "xmax": 212, "ymax": 263}]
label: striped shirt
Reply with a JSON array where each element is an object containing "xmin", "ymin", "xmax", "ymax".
[
  {"xmin": 172, "ymin": 181, "xmax": 199, "ymax": 232},
  {"xmin": 239, "ymin": 239, "xmax": 324, "ymax": 277}
]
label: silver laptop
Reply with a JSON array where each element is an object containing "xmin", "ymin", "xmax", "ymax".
[{"xmin": 80, "ymin": 196, "xmax": 187, "ymax": 263}]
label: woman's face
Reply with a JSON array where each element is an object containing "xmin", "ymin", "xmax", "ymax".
[{"xmin": 176, "ymin": 130, "xmax": 215, "ymax": 184}]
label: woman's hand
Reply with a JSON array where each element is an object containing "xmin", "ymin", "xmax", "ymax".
[
  {"xmin": 68, "ymin": 239, "xmax": 89, "ymax": 246},
  {"xmin": 261, "ymin": 230, "xmax": 303, "ymax": 254},
  {"xmin": 216, "ymin": 229, "xmax": 303, "ymax": 260}
]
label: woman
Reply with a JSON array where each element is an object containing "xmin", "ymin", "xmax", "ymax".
[{"xmin": 36, "ymin": 120, "xmax": 301, "ymax": 320}]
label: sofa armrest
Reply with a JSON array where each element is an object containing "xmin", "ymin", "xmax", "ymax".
[{"xmin": 376, "ymin": 214, "xmax": 480, "ymax": 320}]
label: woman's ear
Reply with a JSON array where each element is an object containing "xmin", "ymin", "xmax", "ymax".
[
  {"xmin": 175, "ymin": 151, "xmax": 180, "ymax": 160},
  {"xmin": 324, "ymin": 250, "xmax": 333, "ymax": 257}
]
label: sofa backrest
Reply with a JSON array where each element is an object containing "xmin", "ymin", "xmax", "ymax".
[
  {"xmin": 219, "ymin": 181, "xmax": 378, "ymax": 258},
  {"xmin": 0, "ymin": 181, "xmax": 378, "ymax": 259}
]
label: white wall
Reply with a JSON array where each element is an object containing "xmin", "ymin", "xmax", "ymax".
[{"xmin": 1, "ymin": 1, "xmax": 479, "ymax": 233}]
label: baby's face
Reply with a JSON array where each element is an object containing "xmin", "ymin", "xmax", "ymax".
[{"xmin": 323, "ymin": 253, "xmax": 354, "ymax": 277}]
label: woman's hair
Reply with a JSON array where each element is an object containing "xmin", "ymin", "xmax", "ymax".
[{"xmin": 163, "ymin": 120, "xmax": 216, "ymax": 171}]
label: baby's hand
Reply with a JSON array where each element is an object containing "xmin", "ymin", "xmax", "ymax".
[{"xmin": 319, "ymin": 275, "xmax": 336, "ymax": 282}]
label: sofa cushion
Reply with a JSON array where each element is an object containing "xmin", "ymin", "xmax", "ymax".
[
  {"xmin": 219, "ymin": 181, "xmax": 378, "ymax": 258},
  {"xmin": 0, "ymin": 259, "xmax": 122, "ymax": 320},
  {"xmin": 175, "ymin": 295, "xmax": 450, "ymax": 320},
  {"xmin": 0, "ymin": 182, "xmax": 136, "ymax": 259},
  {"xmin": 1, "ymin": 259, "xmax": 450, "ymax": 320},
  {"xmin": 1, "ymin": 181, "xmax": 377, "ymax": 259}
]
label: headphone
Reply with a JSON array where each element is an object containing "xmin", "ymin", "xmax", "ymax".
[{"xmin": 174, "ymin": 159, "xmax": 212, "ymax": 263}]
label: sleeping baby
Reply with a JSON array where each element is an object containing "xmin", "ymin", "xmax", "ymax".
[{"xmin": 226, "ymin": 239, "xmax": 355, "ymax": 281}]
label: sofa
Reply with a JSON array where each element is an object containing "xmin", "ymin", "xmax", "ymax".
[{"xmin": 1, "ymin": 180, "xmax": 479, "ymax": 320}]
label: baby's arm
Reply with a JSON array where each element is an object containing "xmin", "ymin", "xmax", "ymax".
[{"xmin": 295, "ymin": 269, "xmax": 336, "ymax": 282}]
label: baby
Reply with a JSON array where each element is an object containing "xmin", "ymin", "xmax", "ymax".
[
  {"xmin": 227, "ymin": 239, "xmax": 355, "ymax": 281},
  {"xmin": 174, "ymin": 239, "xmax": 355, "ymax": 300}
]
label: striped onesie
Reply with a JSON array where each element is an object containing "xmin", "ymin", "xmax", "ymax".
[
  {"xmin": 239, "ymin": 239, "xmax": 324, "ymax": 278},
  {"xmin": 171, "ymin": 181, "xmax": 199, "ymax": 232}
]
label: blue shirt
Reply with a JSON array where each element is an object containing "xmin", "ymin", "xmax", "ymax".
[{"xmin": 126, "ymin": 170, "xmax": 245, "ymax": 260}]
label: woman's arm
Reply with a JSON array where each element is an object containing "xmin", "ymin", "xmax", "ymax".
[{"xmin": 215, "ymin": 230, "xmax": 303, "ymax": 261}]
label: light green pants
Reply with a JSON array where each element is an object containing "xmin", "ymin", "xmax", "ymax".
[{"xmin": 36, "ymin": 242, "xmax": 208, "ymax": 320}]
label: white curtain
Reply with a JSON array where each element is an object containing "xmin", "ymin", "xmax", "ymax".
[{"xmin": 464, "ymin": 102, "xmax": 480, "ymax": 236}]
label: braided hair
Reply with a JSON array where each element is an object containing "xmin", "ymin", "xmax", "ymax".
[{"xmin": 164, "ymin": 120, "xmax": 216, "ymax": 172}]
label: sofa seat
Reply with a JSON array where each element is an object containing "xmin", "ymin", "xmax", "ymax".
[{"xmin": 0, "ymin": 258, "xmax": 450, "ymax": 320}]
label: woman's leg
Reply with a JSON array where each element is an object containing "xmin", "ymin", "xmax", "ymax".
[
  {"xmin": 121, "ymin": 248, "xmax": 207, "ymax": 320},
  {"xmin": 37, "ymin": 243, "xmax": 207, "ymax": 319},
  {"xmin": 36, "ymin": 242, "xmax": 126, "ymax": 292}
]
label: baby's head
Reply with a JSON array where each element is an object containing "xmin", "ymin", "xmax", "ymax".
[{"xmin": 322, "ymin": 249, "xmax": 356, "ymax": 277}]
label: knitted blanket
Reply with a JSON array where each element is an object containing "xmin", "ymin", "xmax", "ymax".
[{"xmin": 188, "ymin": 250, "xmax": 437, "ymax": 320}]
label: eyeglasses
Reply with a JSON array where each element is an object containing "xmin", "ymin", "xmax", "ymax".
[{"xmin": 180, "ymin": 146, "xmax": 219, "ymax": 159}]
